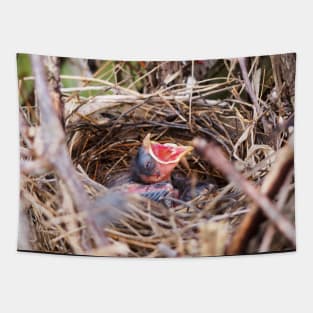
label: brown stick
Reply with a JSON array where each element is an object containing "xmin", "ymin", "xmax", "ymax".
[
  {"xmin": 238, "ymin": 57, "xmax": 260, "ymax": 114},
  {"xmin": 239, "ymin": 57, "xmax": 274, "ymax": 135},
  {"xmin": 226, "ymin": 136, "xmax": 294, "ymax": 254},
  {"xmin": 30, "ymin": 54, "xmax": 107, "ymax": 248},
  {"xmin": 258, "ymin": 169, "xmax": 294, "ymax": 252},
  {"xmin": 192, "ymin": 137, "xmax": 296, "ymax": 249},
  {"xmin": 43, "ymin": 56, "xmax": 64, "ymax": 126}
]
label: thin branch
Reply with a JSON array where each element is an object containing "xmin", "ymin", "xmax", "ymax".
[
  {"xmin": 238, "ymin": 57, "xmax": 261, "ymax": 115},
  {"xmin": 226, "ymin": 136, "xmax": 295, "ymax": 254},
  {"xmin": 44, "ymin": 56, "xmax": 64, "ymax": 126},
  {"xmin": 192, "ymin": 137, "xmax": 296, "ymax": 248},
  {"xmin": 258, "ymin": 169, "xmax": 294, "ymax": 252},
  {"xmin": 30, "ymin": 55, "xmax": 108, "ymax": 248},
  {"xmin": 189, "ymin": 60, "xmax": 195, "ymax": 131}
]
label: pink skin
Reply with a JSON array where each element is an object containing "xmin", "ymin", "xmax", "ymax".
[
  {"xmin": 124, "ymin": 181, "xmax": 179, "ymax": 206},
  {"xmin": 126, "ymin": 181, "xmax": 174, "ymax": 194}
]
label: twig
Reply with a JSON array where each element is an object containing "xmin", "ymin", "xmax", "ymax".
[
  {"xmin": 44, "ymin": 56, "xmax": 64, "ymax": 126},
  {"xmin": 30, "ymin": 55, "xmax": 108, "ymax": 248},
  {"xmin": 189, "ymin": 60, "xmax": 195, "ymax": 131},
  {"xmin": 192, "ymin": 137, "xmax": 296, "ymax": 248},
  {"xmin": 127, "ymin": 61, "xmax": 169, "ymax": 89},
  {"xmin": 19, "ymin": 108, "xmax": 33, "ymax": 148},
  {"xmin": 258, "ymin": 169, "xmax": 294, "ymax": 252},
  {"xmin": 238, "ymin": 57, "xmax": 261, "ymax": 115},
  {"xmin": 226, "ymin": 135, "xmax": 294, "ymax": 254}
]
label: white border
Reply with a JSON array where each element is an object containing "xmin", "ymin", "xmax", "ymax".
[{"xmin": 0, "ymin": 1, "xmax": 312, "ymax": 312}]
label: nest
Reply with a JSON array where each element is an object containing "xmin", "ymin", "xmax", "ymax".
[{"xmin": 18, "ymin": 55, "xmax": 296, "ymax": 257}]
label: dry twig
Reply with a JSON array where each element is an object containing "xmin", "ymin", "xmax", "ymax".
[
  {"xmin": 226, "ymin": 136, "xmax": 295, "ymax": 254},
  {"xmin": 193, "ymin": 137, "xmax": 296, "ymax": 248},
  {"xmin": 27, "ymin": 55, "xmax": 108, "ymax": 249}
]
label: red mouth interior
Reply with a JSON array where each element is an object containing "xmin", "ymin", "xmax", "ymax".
[{"xmin": 151, "ymin": 143, "xmax": 187, "ymax": 163}]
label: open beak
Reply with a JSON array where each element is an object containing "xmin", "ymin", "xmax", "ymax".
[{"xmin": 142, "ymin": 133, "xmax": 193, "ymax": 165}]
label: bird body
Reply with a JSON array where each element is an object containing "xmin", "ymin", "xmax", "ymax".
[{"xmin": 120, "ymin": 181, "xmax": 179, "ymax": 206}]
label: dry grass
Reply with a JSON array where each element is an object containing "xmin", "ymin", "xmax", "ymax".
[{"xmin": 18, "ymin": 55, "xmax": 295, "ymax": 257}]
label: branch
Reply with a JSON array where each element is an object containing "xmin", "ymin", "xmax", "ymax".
[
  {"xmin": 44, "ymin": 56, "xmax": 64, "ymax": 126},
  {"xmin": 30, "ymin": 55, "xmax": 107, "ymax": 248},
  {"xmin": 192, "ymin": 137, "xmax": 296, "ymax": 249},
  {"xmin": 238, "ymin": 57, "xmax": 260, "ymax": 115},
  {"xmin": 258, "ymin": 168, "xmax": 294, "ymax": 252},
  {"xmin": 227, "ymin": 136, "xmax": 294, "ymax": 254}
]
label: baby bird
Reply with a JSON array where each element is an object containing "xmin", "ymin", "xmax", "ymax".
[{"xmin": 108, "ymin": 134, "xmax": 193, "ymax": 204}]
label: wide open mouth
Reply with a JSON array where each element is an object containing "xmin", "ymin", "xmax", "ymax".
[{"xmin": 143, "ymin": 133, "xmax": 193, "ymax": 164}]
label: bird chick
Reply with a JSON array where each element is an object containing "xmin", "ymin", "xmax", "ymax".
[
  {"xmin": 131, "ymin": 133, "xmax": 193, "ymax": 184},
  {"xmin": 108, "ymin": 134, "xmax": 193, "ymax": 205}
]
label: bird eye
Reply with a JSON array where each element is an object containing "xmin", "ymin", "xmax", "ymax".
[{"xmin": 145, "ymin": 160, "xmax": 153, "ymax": 170}]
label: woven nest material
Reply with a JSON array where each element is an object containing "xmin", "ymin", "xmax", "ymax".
[{"xmin": 19, "ymin": 56, "xmax": 295, "ymax": 257}]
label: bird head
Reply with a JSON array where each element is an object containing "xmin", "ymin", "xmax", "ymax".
[{"xmin": 132, "ymin": 133, "xmax": 193, "ymax": 184}]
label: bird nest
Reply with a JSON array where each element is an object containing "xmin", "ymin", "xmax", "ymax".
[{"xmin": 19, "ymin": 55, "xmax": 296, "ymax": 257}]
